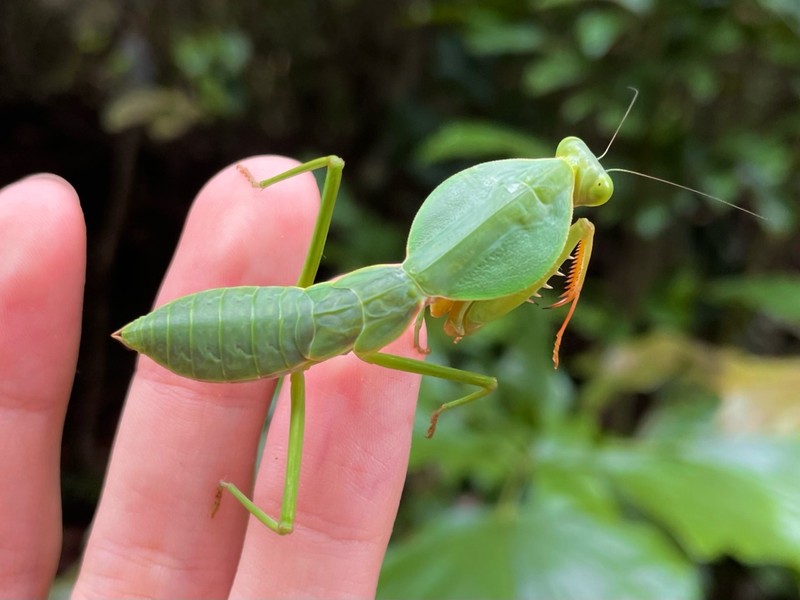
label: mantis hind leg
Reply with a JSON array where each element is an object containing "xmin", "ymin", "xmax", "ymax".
[
  {"xmin": 219, "ymin": 157, "xmax": 342, "ymax": 531},
  {"xmin": 217, "ymin": 369, "xmax": 307, "ymax": 534},
  {"xmin": 238, "ymin": 155, "xmax": 345, "ymax": 288},
  {"xmin": 357, "ymin": 352, "xmax": 497, "ymax": 438}
]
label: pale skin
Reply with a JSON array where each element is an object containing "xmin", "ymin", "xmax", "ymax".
[{"xmin": 0, "ymin": 157, "xmax": 422, "ymax": 598}]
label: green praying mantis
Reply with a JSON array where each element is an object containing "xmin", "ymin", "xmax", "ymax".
[{"xmin": 114, "ymin": 91, "xmax": 762, "ymax": 534}]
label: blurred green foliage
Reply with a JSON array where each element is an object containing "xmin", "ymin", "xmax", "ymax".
[{"xmin": 2, "ymin": 0, "xmax": 799, "ymax": 598}]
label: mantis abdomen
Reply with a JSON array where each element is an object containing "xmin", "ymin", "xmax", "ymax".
[{"xmin": 116, "ymin": 265, "xmax": 425, "ymax": 381}]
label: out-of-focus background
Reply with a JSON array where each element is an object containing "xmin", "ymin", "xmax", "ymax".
[{"xmin": 3, "ymin": 1, "xmax": 799, "ymax": 598}]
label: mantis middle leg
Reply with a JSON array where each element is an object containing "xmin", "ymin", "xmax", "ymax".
[{"xmin": 358, "ymin": 352, "xmax": 498, "ymax": 438}]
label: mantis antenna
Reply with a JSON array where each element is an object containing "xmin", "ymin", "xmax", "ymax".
[
  {"xmin": 605, "ymin": 168, "xmax": 767, "ymax": 220},
  {"xmin": 601, "ymin": 87, "xmax": 766, "ymax": 221},
  {"xmin": 598, "ymin": 87, "xmax": 639, "ymax": 160}
]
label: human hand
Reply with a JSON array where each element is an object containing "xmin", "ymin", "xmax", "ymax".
[{"xmin": 0, "ymin": 157, "xmax": 422, "ymax": 598}]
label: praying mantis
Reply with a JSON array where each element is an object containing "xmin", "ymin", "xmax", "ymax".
[{"xmin": 114, "ymin": 92, "xmax": 760, "ymax": 535}]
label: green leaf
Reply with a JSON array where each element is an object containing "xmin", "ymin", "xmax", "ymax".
[
  {"xmin": 578, "ymin": 330, "xmax": 701, "ymax": 414},
  {"xmin": 409, "ymin": 424, "xmax": 525, "ymax": 492},
  {"xmin": 463, "ymin": 19, "xmax": 545, "ymax": 55},
  {"xmin": 416, "ymin": 121, "xmax": 548, "ymax": 164},
  {"xmin": 607, "ymin": 0, "xmax": 654, "ymax": 13},
  {"xmin": 713, "ymin": 350, "xmax": 800, "ymax": 436},
  {"xmin": 378, "ymin": 496, "xmax": 699, "ymax": 600},
  {"xmin": 521, "ymin": 51, "xmax": 585, "ymax": 96},
  {"xmin": 637, "ymin": 394, "xmax": 720, "ymax": 443},
  {"xmin": 537, "ymin": 447, "xmax": 621, "ymax": 520},
  {"xmin": 575, "ymin": 11, "xmax": 626, "ymax": 59},
  {"xmin": 600, "ymin": 437, "xmax": 800, "ymax": 568},
  {"xmin": 173, "ymin": 30, "xmax": 251, "ymax": 77},
  {"xmin": 756, "ymin": 0, "xmax": 800, "ymax": 35},
  {"xmin": 708, "ymin": 274, "xmax": 800, "ymax": 325},
  {"xmin": 101, "ymin": 87, "xmax": 203, "ymax": 140}
]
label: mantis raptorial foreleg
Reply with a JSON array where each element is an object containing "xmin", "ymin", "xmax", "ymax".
[
  {"xmin": 447, "ymin": 218, "xmax": 597, "ymax": 367},
  {"xmin": 548, "ymin": 218, "xmax": 595, "ymax": 367}
]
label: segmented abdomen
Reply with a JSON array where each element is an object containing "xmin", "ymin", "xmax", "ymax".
[
  {"xmin": 118, "ymin": 287, "xmax": 322, "ymax": 381},
  {"xmin": 116, "ymin": 265, "xmax": 425, "ymax": 382}
]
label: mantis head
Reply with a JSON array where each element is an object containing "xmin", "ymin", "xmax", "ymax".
[{"xmin": 556, "ymin": 136, "xmax": 614, "ymax": 208}]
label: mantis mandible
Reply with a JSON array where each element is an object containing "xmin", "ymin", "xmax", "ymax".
[{"xmin": 114, "ymin": 92, "xmax": 760, "ymax": 535}]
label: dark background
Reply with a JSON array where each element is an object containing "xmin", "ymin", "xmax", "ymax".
[{"xmin": 2, "ymin": 1, "xmax": 800, "ymax": 598}]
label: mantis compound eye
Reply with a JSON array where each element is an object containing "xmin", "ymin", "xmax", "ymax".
[{"xmin": 586, "ymin": 174, "xmax": 613, "ymax": 207}]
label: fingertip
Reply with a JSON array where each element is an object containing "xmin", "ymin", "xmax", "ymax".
[
  {"xmin": 156, "ymin": 155, "xmax": 320, "ymax": 303},
  {"xmin": 21, "ymin": 171, "xmax": 78, "ymax": 191},
  {"xmin": 0, "ymin": 171, "xmax": 86, "ymax": 300},
  {"xmin": 2, "ymin": 171, "xmax": 82, "ymax": 216},
  {"xmin": 1, "ymin": 172, "xmax": 86, "ymax": 258},
  {"xmin": 0, "ymin": 172, "xmax": 86, "ymax": 397}
]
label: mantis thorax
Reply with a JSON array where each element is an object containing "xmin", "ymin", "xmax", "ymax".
[{"xmin": 556, "ymin": 136, "xmax": 613, "ymax": 208}]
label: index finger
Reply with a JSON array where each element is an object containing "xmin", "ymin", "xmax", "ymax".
[{"xmin": 74, "ymin": 155, "xmax": 320, "ymax": 598}]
